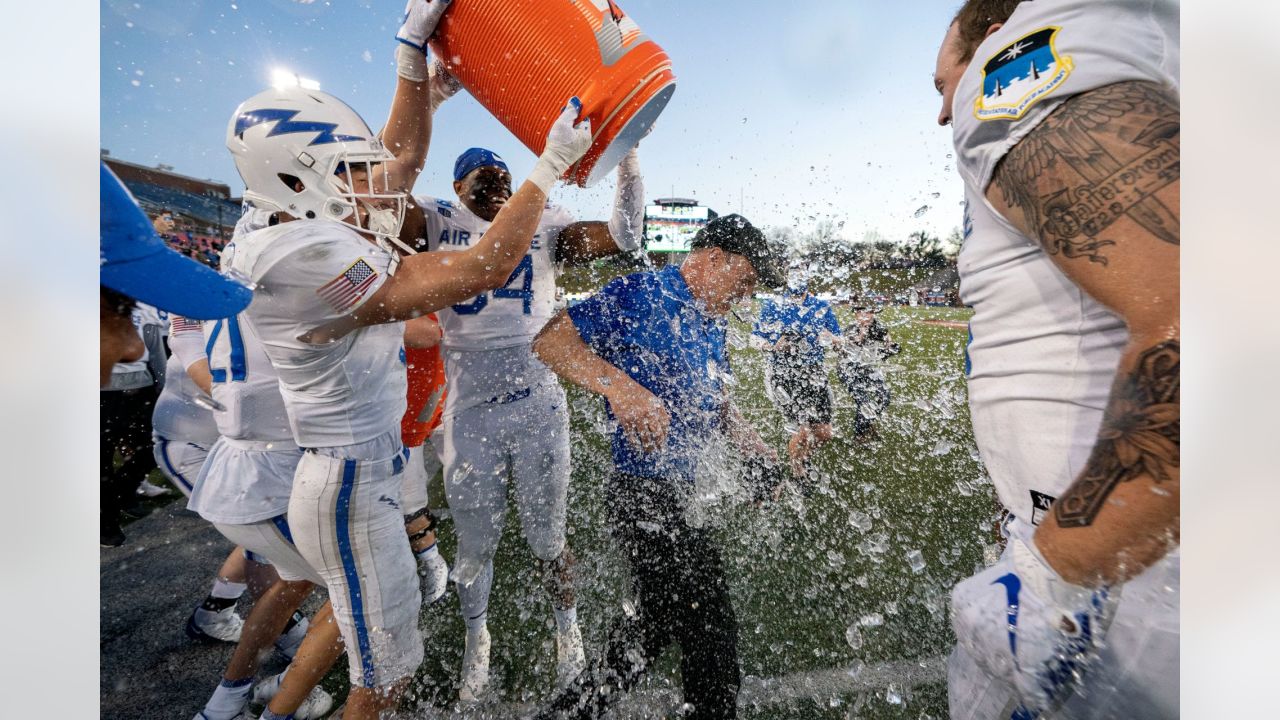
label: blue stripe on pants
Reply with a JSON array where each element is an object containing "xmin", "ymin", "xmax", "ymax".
[
  {"xmin": 271, "ymin": 515, "xmax": 294, "ymax": 546},
  {"xmin": 157, "ymin": 437, "xmax": 193, "ymax": 493},
  {"xmin": 335, "ymin": 459, "xmax": 376, "ymax": 687}
]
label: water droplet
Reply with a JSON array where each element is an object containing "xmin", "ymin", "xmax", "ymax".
[
  {"xmin": 845, "ymin": 625, "xmax": 863, "ymax": 649},
  {"xmin": 907, "ymin": 549, "xmax": 927, "ymax": 574}
]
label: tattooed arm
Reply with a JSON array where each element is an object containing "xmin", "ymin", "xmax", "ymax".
[{"xmin": 985, "ymin": 80, "xmax": 1180, "ymax": 587}]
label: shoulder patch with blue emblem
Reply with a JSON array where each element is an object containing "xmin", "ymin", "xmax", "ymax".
[
  {"xmin": 974, "ymin": 26, "xmax": 1073, "ymax": 122},
  {"xmin": 435, "ymin": 199, "xmax": 453, "ymax": 218}
]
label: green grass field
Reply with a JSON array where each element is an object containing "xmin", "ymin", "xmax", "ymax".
[
  {"xmin": 376, "ymin": 303, "xmax": 997, "ymax": 718},
  {"xmin": 122, "ymin": 303, "xmax": 992, "ymax": 717}
]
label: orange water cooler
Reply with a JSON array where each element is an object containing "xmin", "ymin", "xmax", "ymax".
[{"xmin": 429, "ymin": 0, "xmax": 676, "ymax": 187}]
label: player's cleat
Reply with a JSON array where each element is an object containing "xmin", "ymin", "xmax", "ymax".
[
  {"xmin": 186, "ymin": 605, "xmax": 245, "ymax": 644},
  {"xmin": 555, "ymin": 623, "xmax": 586, "ymax": 689},
  {"xmin": 136, "ymin": 479, "xmax": 172, "ymax": 497},
  {"xmin": 252, "ymin": 672, "xmax": 335, "ymax": 720},
  {"xmin": 274, "ymin": 612, "xmax": 309, "ymax": 660},
  {"xmin": 419, "ymin": 547, "xmax": 450, "ymax": 605},
  {"xmin": 458, "ymin": 625, "xmax": 491, "ymax": 702}
]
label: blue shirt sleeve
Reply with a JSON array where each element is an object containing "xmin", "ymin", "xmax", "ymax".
[
  {"xmin": 712, "ymin": 321, "xmax": 731, "ymax": 380},
  {"xmin": 567, "ymin": 273, "xmax": 647, "ymax": 353},
  {"xmin": 821, "ymin": 301, "xmax": 842, "ymax": 336},
  {"xmin": 753, "ymin": 299, "xmax": 781, "ymax": 342}
]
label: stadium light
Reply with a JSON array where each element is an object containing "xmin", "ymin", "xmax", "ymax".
[{"xmin": 270, "ymin": 67, "xmax": 321, "ymax": 91}]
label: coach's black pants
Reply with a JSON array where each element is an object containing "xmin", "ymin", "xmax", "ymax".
[{"xmin": 544, "ymin": 473, "xmax": 740, "ymax": 720}]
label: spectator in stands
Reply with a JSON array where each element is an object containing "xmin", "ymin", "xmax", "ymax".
[{"xmin": 152, "ymin": 210, "xmax": 176, "ymax": 238}]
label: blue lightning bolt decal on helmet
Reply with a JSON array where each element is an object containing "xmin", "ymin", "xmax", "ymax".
[
  {"xmin": 226, "ymin": 86, "xmax": 407, "ymax": 243},
  {"xmin": 233, "ymin": 108, "xmax": 366, "ymax": 146}
]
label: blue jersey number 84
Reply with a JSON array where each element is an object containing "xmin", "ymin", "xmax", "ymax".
[{"xmin": 452, "ymin": 255, "xmax": 534, "ymax": 316}]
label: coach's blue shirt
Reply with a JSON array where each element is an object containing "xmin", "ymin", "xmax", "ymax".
[
  {"xmin": 567, "ymin": 266, "xmax": 729, "ymax": 482},
  {"xmin": 752, "ymin": 293, "xmax": 842, "ymax": 366}
]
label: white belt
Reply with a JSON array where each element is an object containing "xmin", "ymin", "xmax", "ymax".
[{"xmin": 220, "ymin": 436, "xmax": 300, "ymax": 453}]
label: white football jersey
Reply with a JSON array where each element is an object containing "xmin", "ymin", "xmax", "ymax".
[
  {"xmin": 185, "ymin": 223, "xmax": 301, "ymax": 525},
  {"xmin": 198, "ymin": 306, "xmax": 294, "ymax": 444},
  {"xmin": 415, "ymin": 196, "xmax": 574, "ymax": 414},
  {"xmin": 107, "ymin": 303, "xmax": 165, "ymax": 389},
  {"xmin": 227, "ymin": 220, "xmax": 407, "ymax": 448},
  {"xmin": 952, "ymin": 0, "xmax": 1179, "ymax": 524},
  {"xmin": 151, "ymin": 315, "xmax": 218, "ymax": 444},
  {"xmin": 416, "ymin": 195, "xmax": 575, "ymax": 350}
]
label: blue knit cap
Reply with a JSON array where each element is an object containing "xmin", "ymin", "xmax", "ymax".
[{"xmin": 453, "ymin": 147, "xmax": 508, "ymax": 181}]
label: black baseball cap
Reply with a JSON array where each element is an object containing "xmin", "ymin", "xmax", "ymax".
[{"xmin": 690, "ymin": 214, "xmax": 783, "ymax": 288}]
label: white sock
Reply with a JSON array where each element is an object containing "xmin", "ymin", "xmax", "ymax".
[
  {"xmin": 211, "ymin": 578, "xmax": 247, "ymax": 600},
  {"xmin": 553, "ymin": 606, "xmax": 578, "ymax": 634},
  {"xmin": 465, "ymin": 613, "xmax": 488, "ymax": 634},
  {"xmin": 202, "ymin": 677, "xmax": 253, "ymax": 720},
  {"xmin": 260, "ymin": 670, "xmax": 286, "ymax": 698},
  {"xmin": 458, "ymin": 560, "xmax": 493, "ymax": 632},
  {"xmin": 416, "ymin": 542, "xmax": 440, "ymax": 563},
  {"xmin": 275, "ymin": 613, "xmax": 308, "ymax": 659}
]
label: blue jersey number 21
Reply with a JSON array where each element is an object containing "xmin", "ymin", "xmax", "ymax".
[
  {"xmin": 452, "ymin": 254, "xmax": 533, "ymax": 316},
  {"xmin": 205, "ymin": 316, "xmax": 247, "ymax": 382}
]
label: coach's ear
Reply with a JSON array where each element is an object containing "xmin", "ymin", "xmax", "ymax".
[{"xmin": 984, "ymin": 22, "xmax": 1004, "ymax": 39}]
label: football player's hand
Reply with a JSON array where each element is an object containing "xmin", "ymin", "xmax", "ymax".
[
  {"xmin": 787, "ymin": 427, "xmax": 814, "ymax": 477},
  {"xmin": 950, "ymin": 535, "xmax": 1114, "ymax": 716},
  {"xmin": 528, "ymin": 98, "xmax": 593, "ymax": 192},
  {"xmin": 606, "ymin": 381, "xmax": 670, "ymax": 452},
  {"xmin": 396, "ymin": 0, "xmax": 453, "ymax": 52}
]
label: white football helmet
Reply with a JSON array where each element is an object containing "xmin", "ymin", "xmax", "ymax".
[{"xmin": 226, "ymin": 87, "xmax": 409, "ymax": 249}]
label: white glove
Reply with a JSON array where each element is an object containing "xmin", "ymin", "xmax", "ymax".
[
  {"xmin": 608, "ymin": 148, "xmax": 644, "ymax": 252},
  {"xmin": 427, "ymin": 56, "xmax": 464, "ymax": 113},
  {"xmin": 527, "ymin": 98, "xmax": 593, "ymax": 193},
  {"xmin": 395, "ymin": 0, "xmax": 452, "ymax": 81},
  {"xmin": 950, "ymin": 535, "xmax": 1114, "ymax": 716},
  {"xmin": 396, "ymin": 0, "xmax": 452, "ymax": 52}
]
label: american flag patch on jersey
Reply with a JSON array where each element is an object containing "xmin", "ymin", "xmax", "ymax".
[
  {"xmin": 170, "ymin": 315, "xmax": 203, "ymax": 334},
  {"xmin": 317, "ymin": 258, "xmax": 380, "ymax": 313}
]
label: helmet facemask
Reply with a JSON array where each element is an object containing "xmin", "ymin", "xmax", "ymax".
[{"xmin": 323, "ymin": 150, "xmax": 412, "ymax": 255}]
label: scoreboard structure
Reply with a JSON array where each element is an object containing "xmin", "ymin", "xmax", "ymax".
[{"xmin": 643, "ymin": 198, "xmax": 717, "ymax": 255}]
